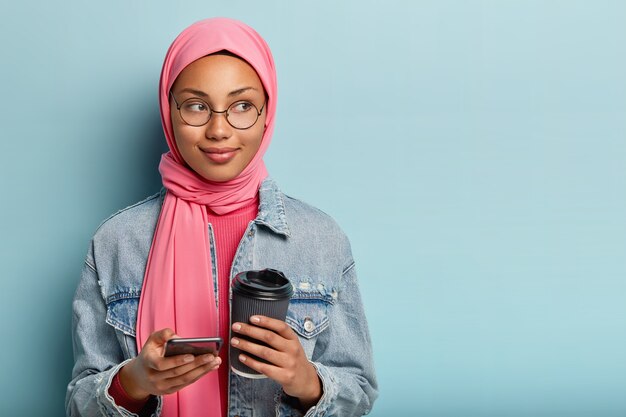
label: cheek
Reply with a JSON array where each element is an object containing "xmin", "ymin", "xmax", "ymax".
[
  {"xmin": 172, "ymin": 128, "xmax": 185, "ymax": 153},
  {"xmin": 171, "ymin": 127, "xmax": 200, "ymax": 166},
  {"xmin": 247, "ymin": 129, "xmax": 264, "ymax": 154},
  {"xmin": 172, "ymin": 124, "xmax": 196, "ymax": 146},
  {"xmin": 171, "ymin": 112, "xmax": 192, "ymax": 142},
  {"xmin": 251, "ymin": 115, "xmax": 267, "ymax": 149}
]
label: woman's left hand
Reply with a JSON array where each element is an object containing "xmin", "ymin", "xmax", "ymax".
[{"xmin": 231, "ymin": 315, "xmax": 322, "ymax": 409}]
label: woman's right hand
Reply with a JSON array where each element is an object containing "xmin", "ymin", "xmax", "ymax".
[{"xmin": 118, "ymin": 328, "xmax": 221, "ymax": 400}]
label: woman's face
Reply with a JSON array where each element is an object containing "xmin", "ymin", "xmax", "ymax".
[{"xmin": 169, "ymin": 54, "xmax": 267, "ymax": 182}]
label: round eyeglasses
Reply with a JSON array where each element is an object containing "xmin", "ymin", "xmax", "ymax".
[{"xmin": 170, "ymin": 91, "xmax": 266, "ymax": 130}]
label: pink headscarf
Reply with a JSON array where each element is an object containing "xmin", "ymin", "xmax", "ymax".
[{"xmin": 136, "ymin": 17, "xmax": 277, "ymax": 416}]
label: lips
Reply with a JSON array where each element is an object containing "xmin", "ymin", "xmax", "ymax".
[{"xmin": 200, "ymin": 147, "xmax": 239, "ymax": 164}]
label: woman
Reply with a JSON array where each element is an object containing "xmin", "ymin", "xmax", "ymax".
[{"xmin": 66, "ymin": 17, "xmax": 377, "ymax": 417}]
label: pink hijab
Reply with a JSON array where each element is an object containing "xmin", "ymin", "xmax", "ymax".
[{"xmin": 136, "ymin": 17, "xmax": 277, "ymax": 416}]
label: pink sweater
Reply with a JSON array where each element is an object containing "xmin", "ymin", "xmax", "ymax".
[{"xmin": 110, "ymin": 197, "xmax": 258, "ymax": 415}]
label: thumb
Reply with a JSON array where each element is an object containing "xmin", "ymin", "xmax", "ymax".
[{"xmin": 147, "ymin": 328, "xmax": 177, "ymax": 347}]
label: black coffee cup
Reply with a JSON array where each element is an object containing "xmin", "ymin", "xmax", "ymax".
[{"xmin": 230, "ymin": 268, "xmax": 293, "ymax": 378}]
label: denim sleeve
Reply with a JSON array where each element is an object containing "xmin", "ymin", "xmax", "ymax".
[
  {"xmin": 277, "ymin": 261, "xmax": 379, "ymax": 417},
  {"xmin": 65, "ymin": 243, "xmax": 162, "ymax": 417}
]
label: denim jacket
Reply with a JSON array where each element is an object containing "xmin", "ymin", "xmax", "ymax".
[{"xmin": 66, "ymin": 178, "xmax": 378, "ymax": 417}]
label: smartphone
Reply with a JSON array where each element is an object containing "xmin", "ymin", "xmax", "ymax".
[{"xmin": 163, "ymin": 337, "xmax": 223, "ymax": 357}]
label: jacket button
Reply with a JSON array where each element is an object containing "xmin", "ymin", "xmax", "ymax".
[{"xmin": 304, "ymin": 318, "xmax": 315, "ymax": 333}]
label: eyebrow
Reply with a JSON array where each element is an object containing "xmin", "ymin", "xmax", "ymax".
[
  {"xmin": 177, "ymin": 86, "xmax": 258, "ymax": 98},
  {"xmin": 177, "ymin": 88, "xmax": 208, "ymax": 97},
  {"xmin": 228, "ymin": 87, "xmax": 258, "ymax": 97}
]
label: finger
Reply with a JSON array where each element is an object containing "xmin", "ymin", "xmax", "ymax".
[
  {"xmin": 142, "ymin": 328, "xmax": 179, "ymax": 360},
  {"xmin": 141, "ymin": 329, "xmax": 192, "ymax": 372},
  {"xmin": 249, "ymin": 316, "xmax": 298, "ymax": 340},
  {"xmin": 232, "ymin": 323, "xmax": 299, "ymax": 351},
  {"xmin": 237, "ymin": 353, "xmax": 285, "ymax": 382},
  {"xmin": 231, "ymin": 322, "xmax": 288, "ymax": 351},
  {"xmin": 161, "ymin": 360, "xmax": 221, "ymax": 393},
  {"xmin": 148, "ymin": 328, "xmax": 177, "ymax": 346},
  {"xmin": 152, "ymin": 353, "xmax": 219, "ymax": 375},
  {"xmin": 145, "ymin": 351, "xmax": 196, "ymax": 372},
  {"xmin": 160, "ymin": 354, "xmax": 221, "ymax": 379},
  {"xmin": 230, "ymin": 336, "xmax": 286, "ymax": 367}
]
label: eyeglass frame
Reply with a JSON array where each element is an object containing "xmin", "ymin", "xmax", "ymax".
[{"xmin": 169, "ymin": 90, "xmax": 266, "ymax": 130}]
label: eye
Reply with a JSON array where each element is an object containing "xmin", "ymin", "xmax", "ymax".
[
  {"xmin": 183, "ymin": 100, "xmax": 208, "ymax": 113},
  {"xmin": 230, "ymin": 101, "xmax": 254, "ymax": 113}
]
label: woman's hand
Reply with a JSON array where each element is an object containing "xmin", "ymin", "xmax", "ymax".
[
  {"xmin": 119, "ymin": 328, "xmax": 221, "ymax": 400},
  {"xmin": 231, "ymin": 316, "xmax": 322, "ymax": 410}
]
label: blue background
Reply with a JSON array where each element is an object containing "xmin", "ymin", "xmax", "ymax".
[{"xmin": 1, "ymin": 1, "xmax": 625, "ymax": 416}]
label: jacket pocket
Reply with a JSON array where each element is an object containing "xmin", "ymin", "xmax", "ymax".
[
  {"xmin": 105, "ymin": 290, "xmax": 141, "ymax": 359},
  {"xmin": 285, "ymin": 283, "xmax": 336, "ymax": 340},
  {"xmin": 105, "ymin": 290, "xmax": 140, "ymax": 337}
]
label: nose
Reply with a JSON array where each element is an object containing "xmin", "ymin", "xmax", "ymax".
[{"xmin": 204, "ymin": 111, "xmax": 231, "ymax": 141}]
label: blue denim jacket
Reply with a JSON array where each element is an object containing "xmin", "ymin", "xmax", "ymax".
[{"xmin": 66, "ymin": 178, "xmax": 378, "ymax": 417}]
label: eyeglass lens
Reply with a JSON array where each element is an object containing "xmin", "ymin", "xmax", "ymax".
[{"xmin": 178, "ymin": 98, "xmax": 261, "ymax": 129}]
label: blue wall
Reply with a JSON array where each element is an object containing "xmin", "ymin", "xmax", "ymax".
[{"xmin": 1, "ymin": 1, "xmax": 625, "ymax": 415}]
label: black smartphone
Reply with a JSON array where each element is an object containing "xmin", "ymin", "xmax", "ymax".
[{"xmin": 163, "ymin": 337, "xmax": 223, "ymax": 357}]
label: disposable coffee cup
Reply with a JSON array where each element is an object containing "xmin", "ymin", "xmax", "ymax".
[{"xmin": 230, "ymin": 268, "xmax": 293, "ymax": 378}]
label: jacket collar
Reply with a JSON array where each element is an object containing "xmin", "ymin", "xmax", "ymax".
[
  {"xmin": 158, "ymin": 177, "xmax": 290, "ymax": 237},
  {"xmin": 255, "ymin": 177, "xmax": 291, "ymax": 237}
]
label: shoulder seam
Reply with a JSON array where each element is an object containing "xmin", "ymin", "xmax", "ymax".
[
  {"xmin": 282, "ymin": 193, "xmax": 334, "ymax": 219},
  {"xmin": 85, "ymin": 258, "xmax": 97, "ymax": 272},
  {"xmin": 342, "ymin": 260, "xmax": 355, "ymax": 275},
  {"xmin": 95, "ymin": 189, "xmax": 163, "ymax": 233}
]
